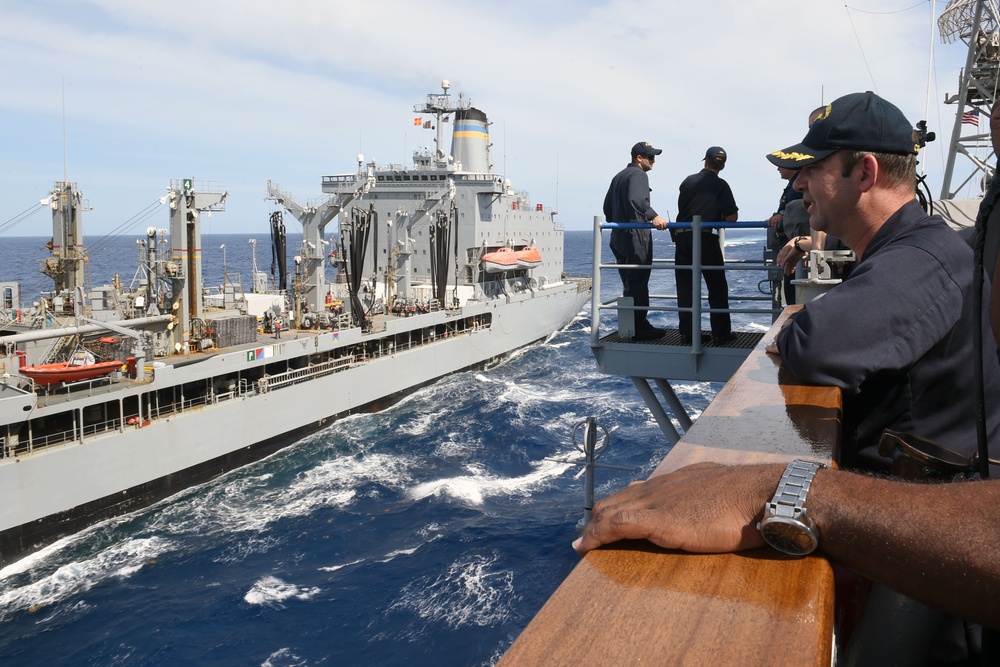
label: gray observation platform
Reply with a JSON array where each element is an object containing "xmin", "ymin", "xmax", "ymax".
[{"xmin": 590, "ymin": 217, "xmax": 777, "ymax": 444}]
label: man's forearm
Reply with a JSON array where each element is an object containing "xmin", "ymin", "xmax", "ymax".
[{"xmin": 810, "ymin": 470, "xmax": 1000, "ymax": 629}]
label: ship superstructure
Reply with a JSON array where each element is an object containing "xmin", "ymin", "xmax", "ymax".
[{"xmin": 269, "ymin": 80, "xmax": 567, "ymax": 332}]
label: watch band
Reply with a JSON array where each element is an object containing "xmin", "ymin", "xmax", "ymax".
[
  {"xmin": 758, "ymin": 459, "xmax": 825, "ymax": 556},
  {"xmin": 768, "ymin": 459, "xmax": 822, "ymax": 519}
]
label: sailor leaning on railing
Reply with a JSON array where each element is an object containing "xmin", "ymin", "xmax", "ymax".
[
  {"xmin": 603, "ymin": 141, "xmax": 669, "ymax": 341},
  {"xmin": 576, "ymin": 92, "xmax": 1000, "ymax": 651}
]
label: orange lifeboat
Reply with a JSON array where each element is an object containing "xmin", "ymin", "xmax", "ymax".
[
  {"xmin": 515, "ymin": 246, "xmax": 542, "ymax": 270},
  {"xmin": 481, "ymin": 247, "xmax": 518, "ymax": 274},
  {"xmin": 21, "ymin": 350, "xmax": 123, "ymax": 387}
]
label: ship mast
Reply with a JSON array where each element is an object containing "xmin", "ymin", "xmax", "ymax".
[
  {"xmin": 939, "ymin": 0, "xmax": 1000, "ymax": 199},
  {"xmin": 413, "ymin": 80, "xmax": 471, "ymax": 164},
  {"xmin": 165, "ymin": 179, "xmax": 227, "ymax": 354},
  {"xmin": 41, "ymin": 182, "xmax": 88, "ymax": 303}
]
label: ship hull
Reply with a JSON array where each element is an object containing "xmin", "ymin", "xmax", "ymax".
[{"xmin": 0, "ymin": 283, "xmax": 588, "ymax": 565}]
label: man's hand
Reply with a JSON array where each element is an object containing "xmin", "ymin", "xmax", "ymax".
[
  {"xmin": 766, "ymin": 213, "xmax": 784, "ymax": 229},
  {"xmin": 777, "ymin": 237, "xmax": 809, "ymax": 275},
  {"xmin": 764, "ymin": 317, "xmax": 792, "ymax": 355},
  {"xmin": 572, "ymin": 462, "xmax": 785, "ymax": 555},
  {"xmin": 651, "ymin": 215, "xmax": 668, "ymax": 231}
]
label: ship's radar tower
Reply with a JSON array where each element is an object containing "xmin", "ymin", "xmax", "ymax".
[
  {"xmin": 41, "ymin": 181, "xmax": 88, "ymax": 296},
  {"xmin": 938, "ymin": 0, "xmax": 1000, "ymax": 199}
]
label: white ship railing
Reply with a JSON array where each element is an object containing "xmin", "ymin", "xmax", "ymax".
[{"xmin": 257, "ymin": 356, "xmax": 356, "ymax": 394}]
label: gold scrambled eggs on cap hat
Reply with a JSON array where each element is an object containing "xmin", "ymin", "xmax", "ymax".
[{"xmin": 766, "ymin": 92, "xmax": 919, "ymax": 169}]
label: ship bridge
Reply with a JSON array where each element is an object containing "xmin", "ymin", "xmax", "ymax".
[{"xmin": 590, "ymin": 218, "xmax": 777, "ymax": 443}]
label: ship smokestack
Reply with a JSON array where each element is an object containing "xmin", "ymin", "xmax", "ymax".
[{"xmin": 450, "ymin": 108, "xmax": 490, "ymax": 173}]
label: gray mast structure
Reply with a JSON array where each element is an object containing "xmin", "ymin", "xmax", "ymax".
[
  {"xmin": 165, "ymin": 179, "xmax": 227, "ymax": 354},
  {"xmin": 416, "ymin": 79, "xmax": 471, "ymax": 164},
  {"xmin": 267, "ymin": 168, "xmax": 372, "ymax": 321},
  {"xmin": 41, "ymin": 182, "xmax": 88, "ymax": 307},
  {"xmin": 939, "ymin": 0, "xmax": 1000, "ymax": 199}
]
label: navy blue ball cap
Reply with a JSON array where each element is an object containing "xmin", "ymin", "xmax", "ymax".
[
  {"xmin": 631, "ymin": 141, "xmax": 663, "ymax": 157},
  {"xmin": 766, "ymin": 92, "xmax": 921, "ymax": 169},
  {"xmin": 705, "ymin": 146, "xmax": 727, "ymax": 165}
]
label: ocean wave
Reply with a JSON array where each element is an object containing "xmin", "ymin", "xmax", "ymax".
[
  {"xmin": 397, "ymin": 407, "xmax": 454, "ymax": 437},
  {"xmin": 219, "ymin": 451, "xmax": 410, "ymax": 533},
  {"xmin": 388, "ymin": 552, "xmax": 517, "ymax": 630},
  {"xmin": 725, "ymin": 238, "xmax": 767, "ymax": 248},
  {"xmin": 244, "ymin": 575, "xmax": 321, "ymax": 609},
  {"xmin": 262, "ymin": 647, "xmax": 308, "ymax": 667},
  {"xmin": 318, "ymin": 557, "xmax": 366, "ymax": 573},
  {"xmin": 0, "ymin": 536, "xmax": 172, "ymax": 620},
  {"xmin": 494, "ymin": 378, "xmax": 583, "ymax": 405},
  {"xmin": 406, "ymin": 456, "xmax": 574, "ymax": 505},
  {"xmin": 319, "ymin": 526, "xmax": 445, "ymax": 572},
  {"xmin": 432, "ymin": 437, "xmax": 480, "ymax": 459}
]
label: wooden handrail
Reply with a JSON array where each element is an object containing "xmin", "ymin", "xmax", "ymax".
[{"xmin": 500, "ymin": 307, "xmax": 841, "ymax": 665}]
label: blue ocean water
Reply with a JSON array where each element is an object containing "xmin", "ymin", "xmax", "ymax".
[{"xmin": 0, "ymin": 227, "xmax": 770, "ymax": 666}]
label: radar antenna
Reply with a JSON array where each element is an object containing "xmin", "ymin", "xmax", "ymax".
[{"xmin": 413, "ymin": 79, "xmax": 472, "ymax": 162}]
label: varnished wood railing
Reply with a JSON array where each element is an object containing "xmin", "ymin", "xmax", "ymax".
[{"xmin": 500, "ymin": 307, "xmax": 841, "ymax": 666}]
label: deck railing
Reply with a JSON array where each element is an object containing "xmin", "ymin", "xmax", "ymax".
[
  {"xmin": 257, "ymin": 356, "xmax": 357, "ymax": 393},
  {"xmin": 592, "ymin": 216, "xmax": 779, "ymax": 351}
]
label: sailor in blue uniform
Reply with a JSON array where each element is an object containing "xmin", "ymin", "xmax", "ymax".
[
  {"xmin": 766, "ymin": 92, "xmax": 1000, "ymax": 472},
  {"xmin": 604, "ymin": 142, "xmax": 669, "ymax": 339}
]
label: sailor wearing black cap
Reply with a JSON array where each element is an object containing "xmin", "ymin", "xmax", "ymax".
[
  {"xmin": 766, "ymin": 91, "xmax": 1000, "ymax": 472},
  {"xmin": 767, "ymin": 89, "xmax": 1000, "ymax": 665},
  {"xmin": 604, "ymin": 141, "xmax": 669, "ymax": 340},
  {"xmin": 675, "ymin": 146, "xmax": 739, "ymax": 345}
]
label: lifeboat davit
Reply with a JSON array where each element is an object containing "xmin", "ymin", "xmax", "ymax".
[
  {"xmin": 481, "ymin": 247, "xmax": 518, "ymax": 274},
  {"xmin": 21, "ymin": 351, "xmax": 123, "ymax": 387},
  {"xmin": 515, "ymin": 246, "xmax": 542, "ymax": 270}
]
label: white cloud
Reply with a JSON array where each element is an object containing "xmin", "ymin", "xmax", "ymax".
[{"xmin": 0, "ymin": 0, "xmax": 984, "ymax": 237}]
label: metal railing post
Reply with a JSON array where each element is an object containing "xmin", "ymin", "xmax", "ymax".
[
  {"xmin": 591, "ymin": 215, "xmax": 603, "ymax": 347},
  {"xmin": 691, "ymin": 216, "xmax": 703, "ymax": 354}
]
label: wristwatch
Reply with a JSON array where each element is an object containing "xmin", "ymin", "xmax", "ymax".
[
  {"xmin": 793, "ymin": 236, "xmax": 806, "ymax": 252},
  {"xmin": 758, "ymin": 459, "xmax": 825, "ymax": 556}
]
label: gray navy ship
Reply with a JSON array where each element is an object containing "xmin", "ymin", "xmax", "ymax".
[{"xmin": 0, "ymin": 81, "xmax": 591, "ymax": 566}]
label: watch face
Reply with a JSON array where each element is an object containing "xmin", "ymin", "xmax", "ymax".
[{"xmin": 760, "ymin": 517, "xmax": 818, "ymax": 556}]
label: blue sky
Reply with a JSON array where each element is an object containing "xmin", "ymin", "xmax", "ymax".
[{"xmin": 0, "ymin": 0, "xmax": 984, "ymax": 238}]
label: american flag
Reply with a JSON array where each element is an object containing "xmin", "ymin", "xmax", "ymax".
[{"xmin": 962, "ymin": 108, "xmax": 980, "ymax": 126}]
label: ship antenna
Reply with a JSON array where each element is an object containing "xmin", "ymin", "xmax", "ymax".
[
  {"xmin": 62, "ymin": 79, "xmax": 68, "ymax": 183},
  {"xmin": 503, "ymin": 120, "xmax": 507, "ymax": 183}
]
